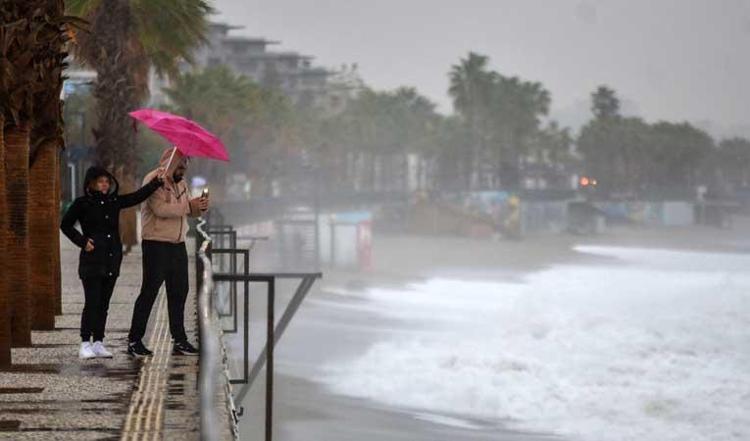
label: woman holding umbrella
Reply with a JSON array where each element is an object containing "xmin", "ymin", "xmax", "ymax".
[{"xmin": 61, "ymin": 166, "xmax": 164, "ymax": 359}]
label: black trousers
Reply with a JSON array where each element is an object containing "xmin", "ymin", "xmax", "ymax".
[
  {"xmin": 128, "ymin": 240, "xmax": 190, "ymax": 344},
  {"xmin": 81, "ymin": 275, "xmax": 118, "ymax": 342}
]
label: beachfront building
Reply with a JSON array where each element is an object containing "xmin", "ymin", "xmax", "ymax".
[{"xmin": 179, "ymin": 22, "xmax": 362, "ymax": 113}]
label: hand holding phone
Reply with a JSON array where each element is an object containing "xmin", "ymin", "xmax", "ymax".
[{"xmin": 199, "ymin": 188, "xmax": 209, "ymax": 211}]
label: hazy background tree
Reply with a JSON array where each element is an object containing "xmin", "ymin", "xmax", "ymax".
[
  {"xmin": 164, "ymin": 65, "xmax": 299, "ymax": 199},
  {"xmin": 164, "ymin": 66, "xmax": 263, "ymax": 201},
  {"xmin": 646, "ymin": 122, "xmax": 713, "ymax": 197},
  {"xmin": 449, "ymin": 52, "xmax": 495, "ymax": 190},
  {"xmin": 715, "ymin": 137, "xmax": 750, "ymax": 190},
  {"xmin": 528, "ymin": 121, "xmax": 577, "ymax": 189},
  {"xmin": 487, "ymin": 74, "xmax": 550, "ymax": 189},
  {"xmin": 578, "ymin": 85, "xmax": 714, "ymax": 199},
  {"xmin": 591, "ymin": 85, "xmax": 620, "ymax": 120},
  {"xmin": 317, "ymin": 87, "xmax": 440, "ymax": 193},
  {"xmin": 449, "ymin": 52, "xmax": 552, "ymax": 190}
]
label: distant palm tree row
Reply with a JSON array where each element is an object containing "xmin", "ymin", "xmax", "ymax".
[
  {"xmin": 579, "ymin": 86, "xmax": 749, "ymax": 199},
  {"xmin": 94, "ymin": 50, "xmax": 750, "ymax": 202},
  {"xmin": 117, "ymin": 61, "xmax": 573, "ymax": 199},
  {"xmin": 446, "ymin": 54, "xmax": 750, "ymax": 198}
]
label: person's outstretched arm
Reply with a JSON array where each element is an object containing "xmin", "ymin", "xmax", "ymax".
[
  {"xmin": 118, "ymin": 176, "xmax": 164, "ymax": 209},
  {"xmin": 60, "ymin": 199, "xmax": 88, "ymax": 249}
]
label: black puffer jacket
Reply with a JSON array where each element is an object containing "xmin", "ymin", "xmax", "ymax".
[{"xmin": 61, "ymin": 166, "xmax": 163, "ymax": 279}]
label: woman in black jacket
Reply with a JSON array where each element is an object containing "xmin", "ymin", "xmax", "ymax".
[{"xmin": 61, "ymin": 166, "xmax": 163, "ymax": 359}]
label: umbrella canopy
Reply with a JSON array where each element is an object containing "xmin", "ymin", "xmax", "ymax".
[{"xmin": 129, "ymin": 109, "xmax": 229, "ymax": 162}]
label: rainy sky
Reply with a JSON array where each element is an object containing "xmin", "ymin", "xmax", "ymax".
[{"xmin": 213, "ymin": 0, "xmax": 750, "ymax": 133}]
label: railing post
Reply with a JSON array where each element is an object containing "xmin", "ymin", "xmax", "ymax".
[
  {"xmin": 196, "ymin": 236, "xmax": 204, "ymax": 298},
  {"xmin": 243, "ymin": 252, "xmax": 250, "ymax": 385},
  {"xmin": 266, "ymin": 277, "xmax": 275, "ymax": 441}
]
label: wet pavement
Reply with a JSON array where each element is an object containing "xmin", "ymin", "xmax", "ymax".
[{"xmin": 0, "ymin": 239, "xmax": 228, "ymax": 440}]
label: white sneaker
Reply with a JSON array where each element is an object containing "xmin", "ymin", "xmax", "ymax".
[
  {"xmin": 92, "ymin": 341, "xmax": 113, "ymax": 358},
  {"xmin": 79, "ymin": 342, "xmax": 96, "ymax": 359}
]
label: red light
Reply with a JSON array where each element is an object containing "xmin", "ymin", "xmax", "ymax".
[{"xmin": 580, "ymin": 176, "xmax": 590, "ymax": 187}]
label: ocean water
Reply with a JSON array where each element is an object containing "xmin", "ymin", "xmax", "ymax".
[{"xmin": 321, "ymin": 246, "xmax": 750, "ymax": 441}]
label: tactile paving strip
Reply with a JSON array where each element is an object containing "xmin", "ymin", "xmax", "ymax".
[{"xmin": 120, "ymin": 292, "xmax": 171, "ymax": 441}]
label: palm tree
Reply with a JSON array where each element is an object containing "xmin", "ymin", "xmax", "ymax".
[
  {"xmin": 488, "ymin": 75, "xmax": 550, "ymax": 189},
  {"xmin": 384, "ymin": 87, "xmax": 439, "ymax": 192},
  {"xmin": 29, "ymin": 0, "xmax": 68, "ymax": 331},
  {"xmin": 449, "ymin": 53, "xmax": 494, "ymax": 117},
  {"xmin": 591, "ymin": 85, "xmax": 620, "ymax": 120},
  {"xmin": 67, "ymin": 0, "xmax": 212, "ymax": 247},
  {"xmin": 4, "ymin": 124, "xmax": 33, "ymax": 346},
  {"xmin": 449, "ymin": 52, "xmax": 494, "ymax": 189},
  {"xmin": 1, "ymin": 1, "xmax": 71, "ymax": 356},
  {"xmin": 1, "ymin": 4, "xmax": 42, "ymax": 349}
]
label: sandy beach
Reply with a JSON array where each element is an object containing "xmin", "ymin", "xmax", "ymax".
[{"xmin": 229, "ymin": 216, "xmax": 750, "ymax": 441}]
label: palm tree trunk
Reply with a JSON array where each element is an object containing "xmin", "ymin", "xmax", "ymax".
[
  {"xmin": 4, "ymin": 124, "xmax": 32, "ymax": 347},
  {"xmin": 0, "ymin": 115, "xmax": 12, "ymax": 366},
  {"xmin": 35, "ymin": 0, "xmax": 66, "ymax": 319},
  {"xmin": 29, "ymin": 139, "xmax": 58, "ymax": 330},
  {"xmin": 114, "ymin": 166, "xmax": 138, "ymax": 252},
  {"xmin": 120, "ymin": 208, "xmax": 138, "ymax": 249}
]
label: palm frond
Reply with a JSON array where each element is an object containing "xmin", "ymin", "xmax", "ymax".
[{"xmin": 130, "ymin": 0, "xmax": 212, "ymax": 77}]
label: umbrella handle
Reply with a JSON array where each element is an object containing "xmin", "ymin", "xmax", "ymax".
[{"xmin": 162, "ymin": 146, "xmax": 178, "ymax": 178}]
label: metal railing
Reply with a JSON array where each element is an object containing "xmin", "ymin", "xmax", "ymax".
[{"xmin": 196, "ymin": 213, "xmax": 321, "ymax": 441}]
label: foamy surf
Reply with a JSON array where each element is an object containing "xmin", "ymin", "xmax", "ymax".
[{"xmin": 321, "ymin": 246, "xmax": 750, "ymax": 441}]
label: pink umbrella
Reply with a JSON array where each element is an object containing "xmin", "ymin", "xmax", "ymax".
[{"xmin": 129, "ymin": 109, "xmax": 230, "ymax": 162}]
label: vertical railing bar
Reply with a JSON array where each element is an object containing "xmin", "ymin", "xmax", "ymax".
[
  {"xmin": 265, "ymin": 278, "xmax": 275, "ymax": 441},
  {"xmin": 244, "ymin": 249, "xmax": 250, "ymax": 384}
]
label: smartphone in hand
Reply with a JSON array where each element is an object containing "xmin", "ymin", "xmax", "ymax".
[{"xmin": 199, "ymin": 188, "xmax": 210, "ymax": 212}]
